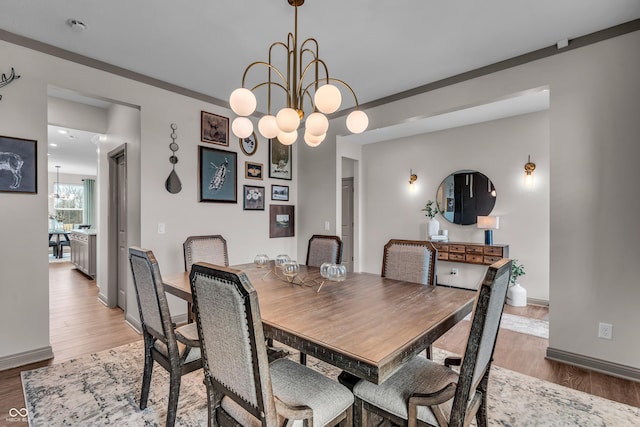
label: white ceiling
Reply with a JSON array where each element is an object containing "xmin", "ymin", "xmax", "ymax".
[
  {"xmin": 2, "ymin": 1, "xmax": 639, "ymax": 174},
  {"xmin": 47, "ymin": 125, "xmax": 101, "ymax": 176}
]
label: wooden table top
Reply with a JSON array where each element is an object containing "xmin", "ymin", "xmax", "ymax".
[{"xmin": 163, "ymin": 263, "xmax": 475, "ymax": 384}]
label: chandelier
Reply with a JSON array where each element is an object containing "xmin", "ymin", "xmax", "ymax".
[
  {"xmin": 228, "ymin": 0, "xmax": 369, "ymax": 147},
  {"xmin": 49, "ymin": 165, "xmax": 74, "ymax": 201}
]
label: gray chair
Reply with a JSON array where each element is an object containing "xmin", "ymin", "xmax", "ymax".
[
  {"xmin": 48, "ymin": 233, "xmax": 59, "ymax": 258},
  {"xmin": 58, "ymin": 232, "xmax": 71, "ymax": 258},
  {"xmin": 189, "ymin": 262, "xmax": 354, "ymax": 427},
  {"xmin": 183, "ymin": 234, "xmax": 229, "ymax": 271},
  {"xmin": 128, "ymin": 247, "xmax": 202, "ymax": 427},
  {"xmin": 381, "ymin": 239, "xmax": 437, "ymax": 286},
  {"xmin": 352, "ymin": 258, "xmax": 512, "ymax": 427},
  {"xmin": 306, "ymin": 234, "xmax": 343, "ymax": 267}
]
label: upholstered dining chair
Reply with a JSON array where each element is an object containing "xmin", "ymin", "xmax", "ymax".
[
  {"xmin": 306, "ymin": 234, "xmax": 343, "ymax": 267},
  {"xmin": 58, "ymin": 232, "xmax": 71, "ymax": 258},
  {"xmin": 183, "ymin": 234, "xmax": 229, "ymax": 271},
  {"xmin": 381, "ymin": 239, "xmax": 437, "ymax": 286},
  {"xmin": 352, "ymin": 258, "xmax": 512, "ymax": 427},
  {"xmin": 48, "ymin": 233, "xmax": 59, "ymax": 258},
  {"xmin": 128, "ymin": 247, "xmax": 202, "ymax": 427},
  {"xmin": 189, "ymin": 262, "xmax": 354, "ymax": 427}
]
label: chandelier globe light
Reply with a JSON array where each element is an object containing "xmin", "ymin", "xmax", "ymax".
[
  {"xmin": 49, "ymin": 165, "xmax": 74, "ymax": 201},
  {"xmin": 229, "ymin": 0, "xmax": 368, "ymax": 147}
]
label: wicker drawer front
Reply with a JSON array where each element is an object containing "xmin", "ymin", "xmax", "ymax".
[
  {"xmin": 433, "ymin": 243, "xmax": 448, "ymax": 251},
  {"xmin": 466, "ymin": 246, "xmax": 484, "ymax": 255},
  {"xmin": 465, "ymin": 254, "xmax": 484, "ymax": 263},
  {"xmin": 484, "ymin": 246, "xmax": 503, "ymax": 256},
  {"xmin": 449, "ymin": 245, "xmax": 466, "ymax": 253},
  {"xmin": 449, "ymin": 253, "xmax": 465, "ymax": 261},
  {"xmin": 484, "ymin": 255, "xmax": 502, "ymax": 264},
  {"xmin": 437, "ymin": 252, "xmax": 449, "ymax": 261}
]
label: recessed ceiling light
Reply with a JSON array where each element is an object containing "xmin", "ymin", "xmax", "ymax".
[
  {"xmin": 49, "ymin": 143, "xmax": 57, "ymax": 147},
  {"xmin": 67, "ymin": 18, "xmax": 87, "ymax": 32},
  {"xmin": 58, "ymin": 129, "xmax": 68, "ymax": 134},
  {"xmin": 68, "ymin": 135, "xmax": 75, "ymax": 139}
]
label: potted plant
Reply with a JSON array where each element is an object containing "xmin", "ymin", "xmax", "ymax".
[
  {"xmin": 421, "ymin": 200, "xmax": 440, "ymax": 239},
  {"xmin": 507, "ymin": 259, "xmax": 527, "ymax": 306}
]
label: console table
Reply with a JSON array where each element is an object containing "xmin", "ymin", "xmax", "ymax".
[{"xmin": 432, "ymin": 241, "xmax": 508, "ymax": 265}]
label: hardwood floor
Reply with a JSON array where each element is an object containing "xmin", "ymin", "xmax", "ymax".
[
  {"xmin": 0, "ymin": 262, "xmax": 141, "ymax": 427},
  {"xmin": 0, "ymin": 263, "xmax": 638, "ymax": 427}
]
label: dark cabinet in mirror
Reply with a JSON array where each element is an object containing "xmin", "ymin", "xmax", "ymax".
[{"xmin": 436, "ymin": 170, "xmax": 496, "ymax": 225}]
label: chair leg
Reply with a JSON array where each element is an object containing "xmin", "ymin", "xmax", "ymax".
[
  {"xmin": 140, "ymin": 356, "xmax": 153, "ymax": 409},
  {"xmin": 475, "ymin": 369, "xmax": 491, "ymax": 427},
  {"xmin": 166, "ymin": 370, "xmax": 181, "ymax": 427},
  {"xmin": 205, "ymin": 375, "xmax": 222, "ymax": 427},
  {"xmin": 340, "ymin": 405, "xmax": 353, "ymax": 427},
  {"xmin": 353, "ymin": 396, "xmax": 367, "ymax": 427}
]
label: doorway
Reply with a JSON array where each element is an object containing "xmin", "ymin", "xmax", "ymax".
[{"xmin": 108, "ymin": 145, "xmax": 127, "ymax": 310}]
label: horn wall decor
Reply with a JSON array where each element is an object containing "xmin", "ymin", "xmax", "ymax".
[{"xmin": 0, "ymin": 67, "xmax": 21, "ymax": 101}]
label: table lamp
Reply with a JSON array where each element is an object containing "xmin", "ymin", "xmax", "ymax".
[{"xmin": 477, "ymin": 216, "xmax": 499, "ymax": 245}]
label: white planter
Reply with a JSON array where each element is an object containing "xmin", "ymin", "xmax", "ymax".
[
  {"xmin": 426, "ymin": 218, "xmax": 440, "ymax": 239},
  {"xmin": 506, "ymin": 283, "xmax": 527, "ymax": 307}
]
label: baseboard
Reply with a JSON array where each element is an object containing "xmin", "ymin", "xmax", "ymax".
[
  {"xmin": 97, "ymin": 292, "xmax": 109, "ymax": 307},
  {"xmin": 527, "ymin": 297, "xmax": 549, "ymax": 307},
  {"xmin": 125, "ymin": 313, "xmax": 142, "ymax": 334},
  {"xmin": 546, "ymin": 347, "xmax": 640, "ymax": 382},
  {"xmin": 0, "ymin": 346, "xmax": 53, "ymax": 371},
  {"xmin": 172, "ymin": 313, "xmax": 188, "ymax": 326}
]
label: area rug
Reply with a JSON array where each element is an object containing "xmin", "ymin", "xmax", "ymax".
[
  {"xmin": 22, "ymin": 341, "xmax": 639, "ymax": 426},
  {"xmin": 464, "ymin": 312, "xmax": 549, "ymax": 339}
]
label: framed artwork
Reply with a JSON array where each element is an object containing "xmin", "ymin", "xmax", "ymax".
[
  {"xmin": 201, "ymin": 110, "xmax": 229, "ymax": 146},
  {"xmin": 271, "ymin": 184, "xmax": 289, "ymax": 201},
  {"xmin": 198, "ymin": 146, "xmax": 237, "ymax": 203},
  {"xmin": 245, "ymin": 161, "xmax": 263, "ymax": 180},
  {"xmin": 240, "ymin": 132, "xmax": 258, "ymax": 156},
  {"xmin": 0, "ymin": 135, "xmax": 37, "ymax": 194},
  {"xmin": 269, "ymin": 138, "xmax": 292, "ymax": 180},
  {"xmin": 270, "ymin": 204, "xmax": 295, "ymax": 238},
  {"xmin": 243, "ymin": 185, "xmax": 265, "ymax": 210}
]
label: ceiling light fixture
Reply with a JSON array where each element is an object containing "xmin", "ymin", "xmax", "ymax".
[
  {"xmin": 67, "ymin": 18, "xmax": 87, "ymax": 32},
  {"xmin": 49, "ymin": 165, "xmax": 75, "ymax": 201},
  {"xmin": 228, "ymin": 0, "xmax": 369, "ymax": 147}
]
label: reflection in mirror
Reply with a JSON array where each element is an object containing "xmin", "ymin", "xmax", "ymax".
[{"xmin": 436, "ymin": 170, "xmax": 496, "ymax": 225}]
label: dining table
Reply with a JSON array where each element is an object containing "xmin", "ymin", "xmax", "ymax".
[{"xmin": 162, "ymin": 262, "xmax": 475, "ymax": 385}]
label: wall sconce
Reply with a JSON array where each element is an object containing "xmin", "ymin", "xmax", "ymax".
[
  {"xmin": 408, "ymin": 169, "xmax": 418, "ymax": 192},
  {"xmin": 524, "ymin": 155, "xmax": 536, "ymax": 187},
  {"xmin": 477, "ymin": 215, "xmax": 499, "ymax": 245}
]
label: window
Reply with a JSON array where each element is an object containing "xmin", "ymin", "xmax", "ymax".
[{"xmin": 53, "ymin": 183, "xmax": 84, "ymax": 226}]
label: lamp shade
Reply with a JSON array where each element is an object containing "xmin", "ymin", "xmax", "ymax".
[
  {"xmin": 346, "ymin": 110, "xmax": 369, "ymax": 134},
  {"xmin": 304, "ymin": 131, "xmax": 325, "ymax": 147},
  {"xmin": 277, "ymin": 129, "xmax": 298, "ymax": 145},
  {"xmin": 231, "ymin": 117, "xmax": 254, "ymax": 138},
  {"xmin": 276, "ymin": 108, "xmax": 301, "ymax": 133},
  {"xmin": 477, "ymin": 216, "xmax": 499, "ymax": 230},
  {"xmin": 229, "ymin": 88, "xmax": 257, "ymax": 116},
  {"xmin": 314, "ymin": 84, "xmax": 342, "ymax": 114},
  {"xmin": 305, "ymin": 112, "xmax": 329, "ymax": 136},
  {"xmin": 258, "ymin": 115, "xmax": 280, "ymax": 139}
]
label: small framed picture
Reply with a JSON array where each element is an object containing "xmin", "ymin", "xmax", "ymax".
[
  {"xmin": 243, "ymin": 185, "xmax": 265, "ymax": 210},
  {"xmin": 240, "ymin": 132, "xmax": 258, "ymax": 156},
  {"xmin": 270, "ymin": 204, "xmax": 295, "ymax": 238},
  {"xmin": 198, "ymin": 146, "xmax": 237, "ymax": 203},
  {"xmin": 245, "ymin": 161, "xmax": 263, "ymax": 180},
  {"xmin": 0, "ymin": 135, "xmax": 37, "ymax": 194},
  {"xmin": 201, "ymin": 110, "xmax": 229, "ymax": 146},
  {"xmin": 271, "ymin": 184, "xmax": 289, "ymax": 201},
  {"xmin": 269, "ymin": 138, "xmax": 292, "ymax": 180}
]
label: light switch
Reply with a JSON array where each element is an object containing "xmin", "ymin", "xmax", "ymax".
[
  {"xmin": 324, "ymin": 221, "xmax": 330, "ymax": 231},
  {"xmin": 158, "ymin": 223, "xmax": 166, "ymax": 234}
]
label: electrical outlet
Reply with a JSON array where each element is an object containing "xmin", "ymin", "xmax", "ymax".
[
  {"xmin": 450, "ymin": 268, "xmax": 459, "ymax": 276},
  {"xmin": 157, "ymin": 223, "xmax": 166, "ymax": 234},
  {"xmin": 598, "ymin": 322, "xmax": 613, "ymax": 340}
]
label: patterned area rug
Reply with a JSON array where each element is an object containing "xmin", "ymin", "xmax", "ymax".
[{"xmin": 22, "ymin": 341, "xmax": 639, "ymax": 426}]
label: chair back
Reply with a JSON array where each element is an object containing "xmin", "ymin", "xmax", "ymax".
[
  {"xmin": 306, "ymin": 234, "xmax": 343, "ymax": 267},
  {"xmin": 381, "ymin": 239, "xmax": 437, "ymax": 285},
  {"xmin": 183, "ymin": 235, "xmax": 229, "ymax": 271},
  {"xmin": 449, "ymin": 258, "xmax": 512, "ymax": 426},
  {"xmin": 189, "ymin": 262, "xmax": 278, "ymax": 426},
  {"xmin": 128, "ymin": 247, "xmax": 177, "ymax": 352}
]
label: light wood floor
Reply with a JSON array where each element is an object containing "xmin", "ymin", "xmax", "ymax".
[{"xmin": 1, "ymin": 263, "xmax": 638, "ymax": 427}]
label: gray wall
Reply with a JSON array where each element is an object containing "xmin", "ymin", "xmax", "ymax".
[{"xmin": 298, "ymin": 30, "xmax": 640, "ymax": 371}]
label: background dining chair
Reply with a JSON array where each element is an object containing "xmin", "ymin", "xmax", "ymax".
[
  {"xmin": 58, "ymin": 232, "xmax": 71, "ymax": 258},
  {"xmin": 352, "ymin": 258, "xmax": 512, "ymax": 427},
  {"xmin": 189, "ymin": 262, "xmax": 354, "ymax": 427},
  {"xmin": 182, "ymin": 234, "xmax": 229, "ymax": 271},
  {"xmin": 48, "ymin": 233, "xmax": 59, "ymax": 258},
  {"xmin": 306, "ymin": 234, "xmax": 343, "ymax": 267},
  {"xmin": 128, "ymin": 247, "xmax": 202, "ymax": 427},
  {"xmin": 381, "ymin": 239, "xmax": 437, "ymax": 286}
]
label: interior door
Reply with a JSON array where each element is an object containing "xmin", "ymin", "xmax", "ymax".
[
  {"xmin": 116, "ymin": 154, "xmax": 127, "ymax": 309},
  {"xmin": 341, "ymin": 178, "xmax": 354, "ymax": 272}
]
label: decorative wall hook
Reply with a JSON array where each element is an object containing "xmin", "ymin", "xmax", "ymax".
[
  {"xmin": 0, "ymin": 67, "xmax": 21, "ymax": 101},
  {"xmin": 165, "ymin": 123, "xmax": 182, "ymax": 194}
]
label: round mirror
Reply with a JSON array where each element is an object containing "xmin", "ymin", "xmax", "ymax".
[{"xmin": 436, "ymin": 170, "xmax": 496, "ymax": 225}]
